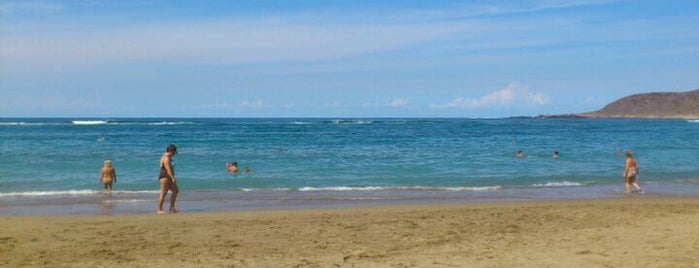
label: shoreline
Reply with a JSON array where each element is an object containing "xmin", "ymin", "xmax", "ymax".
[
  {"xmin": 3, "ymin": 182, "xmax": 699, "ymax": 216},
  {"xmin": 2, "ymin": 197, "xmax": 698, "ymax": 267}
]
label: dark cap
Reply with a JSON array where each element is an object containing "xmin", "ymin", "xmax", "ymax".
[{"xmin": 166, "ymin": 144, "xmax": 178, "ymax": 154}]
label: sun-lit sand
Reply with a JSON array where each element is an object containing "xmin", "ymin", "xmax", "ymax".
[{"xmin": 2, "ymin": 197, "xmax": 698, "ymax": 267}]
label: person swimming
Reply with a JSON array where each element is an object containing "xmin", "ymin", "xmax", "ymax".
[
  {"xmin": 226, "ymin": 162, "xmax": 239, "ymax": 174},
  {"xmin": 516, "ymin": 150, "xmax": 525, "ymax": 159}
]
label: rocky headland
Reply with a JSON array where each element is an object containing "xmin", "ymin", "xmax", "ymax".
[{"xmin": 532, "ymin": 88, "xmax": 699, "ymax": 119}]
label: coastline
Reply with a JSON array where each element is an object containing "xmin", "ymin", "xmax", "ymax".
[
  {"xmin": 2, "ymin": 198, "xmax": 699, "ymax": 267},
  {"xmin": 3, "ymin": 182, "xmax": 699, "ymax": 216}
]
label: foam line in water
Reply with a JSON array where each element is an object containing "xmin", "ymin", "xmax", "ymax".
[
  {"xmin": 0, "ymin": 190, "xmax": 101, "ymax": 197},
  {"xmin": 0, "ymin": 190, "xmax": 159, "ymax": 197},
  {"xmin": 297, "ymin": 186, "xmax": 502, "ymax": 192},
  {"xmin": 532, "ymin": 181, "xmax": 584, "ymax": 187},
  {"xmin": 72, "ymin": 120, "xmax": 109, "ymax": 125},
  {"xmin": 0, "ymin": 122, "xmax": 67, "ymax": 126}
]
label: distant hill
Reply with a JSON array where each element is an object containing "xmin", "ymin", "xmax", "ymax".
[{"xmin": 580, "ymin": 89, "xmax": 699, "ymax": 119}]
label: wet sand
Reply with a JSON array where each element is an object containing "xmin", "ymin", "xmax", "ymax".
[{"xmin": 1, "ymin": 197, "xmax": 698, "ymax": 267}]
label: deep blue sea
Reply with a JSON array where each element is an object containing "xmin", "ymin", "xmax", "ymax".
[{"xmin": 1, "ymin": 118, "xmax": 698, "ymax": 215}]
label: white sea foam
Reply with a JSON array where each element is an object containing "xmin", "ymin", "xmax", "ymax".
[
  {"xmin": 532, "ymin": 181, "xmax": 583, "ymax": 187},
  {"xmin": 0, "ymin": 190, "xmax": 159, "ymax": 197},
  {"xmin": 72, "ymin": 120, "xmax": 108, "ymax": 125},
  {"xmin": 112, "ymin": 190, "xmax": 160, "ymax": 194},
  {"xmin": 102, "ymin": 199, "xmax": 152, "ymax": 204},
  {"xmin": 0, "ymin": 190, "xmax": 100, "ymax": 197},
  {"xmin": 240, "ymin": 188, "xmax": 292, "ymax": 192},
  {"xmin": 330, "ymin": 119, "xmax": 374, "ymax": 124},
  {"xmin": 688, "ymin": 119, "xmax": 699, "ymax": 123},
  {"xmin": 70, "ymin": 120, "xmax": 193, "ymax": 126},
  {"xmin": 436, "ymin": 186, "xmax": 503, "ymax": 191},
  {"xmin": 299, "ymin": 186, "xmax": 384, "ymax": 191},
  {"xmin": 0, "ymin": 122, "xmax": 66, "ymax": 126},
  {"xmin": 297, "ymin": 186, "xmax": 502, "ymax": 192},
  {"xmin": 146, "ymin": 121, "xmax": 194, "ymax": 125}
]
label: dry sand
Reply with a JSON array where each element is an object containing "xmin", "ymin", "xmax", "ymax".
[{"xmin": 2, "ymin": 197, "xmax": 698, "ymax": 267}]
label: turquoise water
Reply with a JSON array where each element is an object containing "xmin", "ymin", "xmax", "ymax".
[{"xmin": 1, "ymin": 118, "xmax": 698, "ymax": 214}]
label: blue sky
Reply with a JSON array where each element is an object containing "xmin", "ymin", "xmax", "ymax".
[{"xmin": 1, "ymin": 0, "xmax": 698, "ymax": 118}]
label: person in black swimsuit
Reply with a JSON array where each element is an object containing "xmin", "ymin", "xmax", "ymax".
[{"xmin": 157, "ymin": 144, "xmax": 179, "ymax": 214}]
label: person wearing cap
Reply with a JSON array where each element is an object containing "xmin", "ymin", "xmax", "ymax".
[
  {"xmin": 100, "ymin": 159, "xmax": 117, "ymax": 192},
  {"xmin": 158, "ymin": 144, "xmax": 179, "ymax": 214}
]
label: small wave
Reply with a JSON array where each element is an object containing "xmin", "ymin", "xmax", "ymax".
[
  {"xmin": 111, "ymin": 190, "xmax": 160, "ymax": 194},
  {"xmin": 0, "ymin": 189, "xmax": 159, "ymax": 197},
  {"xmin": 0, "ymin": 190, "xmax": 100, "ymax": 197},
  {"xmin": 300, "ymin": 186, "xmax": 384, "ymax": 191},
  {"xmin": 102, "ymin": 199, "xmax": 152, "ymax": 204},
  {"xmin": 298, "ymin": 186, "xmax": 502, "ymax": 192},
  {"xmin": 70, "ymin": 120, "xmax": 194, "ymax": 126},
  {"xmin": 673, "ymin": 178, "xmax": 699, "ymax": 184},
  {"xmin": 532, "ymin": 181, "xmax": 584, "ymax": 187},
  {"xmin": 240, "ymin": 188, "xmax": 292, "ymax": 192},
  {"xmin": 0, "ymin": 122, "xmax": 67, "ymax": 126},
  {"xmin": 72, "ymin": 120, "xmax": 108, "ymax": 125},
  {"xmin": 328, "ymin": 119, "xmax": 374, "ymax": 125},
  {"xmin": 688, "ymin": 119, "xmax": 699, "ymax": 123},
  {"xmin": 146, "ymin": 121, "xmax": 194, "ymax": 126}
]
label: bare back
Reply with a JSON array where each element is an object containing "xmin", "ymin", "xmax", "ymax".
[
  {"xmin": 624, "ymin": 157, "xmax": 637, "ymax": 177},
  {"xmin": 101, "ymin": 167, "xmax": 115, "ymax": 179}
]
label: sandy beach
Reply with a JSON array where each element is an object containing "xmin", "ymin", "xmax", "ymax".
[{"xmin": 1, "ymin": 197, "xmax": 698, "ymax": 267}]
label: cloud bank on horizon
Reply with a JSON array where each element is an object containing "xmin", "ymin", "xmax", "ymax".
[{"xmin": 1, "ymin": 0, "xmax": 698, "ymax": 117}]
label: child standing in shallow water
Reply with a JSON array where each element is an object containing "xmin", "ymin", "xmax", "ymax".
[{"xmin": 100, "ymin": 160, "xmax": 117, "ymax": 192}]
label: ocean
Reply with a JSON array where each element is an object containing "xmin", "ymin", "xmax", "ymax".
[{"xmin": 1, "ymin": 118, "xmax": 698, "ymax": 215}]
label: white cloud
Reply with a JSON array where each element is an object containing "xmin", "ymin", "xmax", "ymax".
[
  {"xmin": 388, "ymin": 98, "xmax": 408, "ymax": 107},
  {"xmin": 240, "ymin": 99, "xmax": 269, "ymax": 109},
  {"xmin": 0, "ymin": 15, "xmax": 457, "ymax": 69},
  {"xmin": 0, "ymin": 0, "xmax": 687, "ymax": 75},
  {"xmin": 430, "ymin": 82, "xmax": 549, "ymax": 109}
]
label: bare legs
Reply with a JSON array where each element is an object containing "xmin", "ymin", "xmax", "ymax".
[
  {"xmin": 631, "ymin": 182, "xmax": 643, "ymax": 193},
  {"xmin": 158, "ymin": 178, "xmax": 179, "ymax": 214},
  {"xmin": 624, "ymin": 180, "xmax": 643, "ymax": 194},
  {"xmin": 169, "ymin": 182, "xmax": 179, "ymax": 213}
]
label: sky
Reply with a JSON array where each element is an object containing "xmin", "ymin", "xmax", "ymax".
[{"xmin": 1, "ymin": 0, "xmax": 698, "ymax": 118}]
